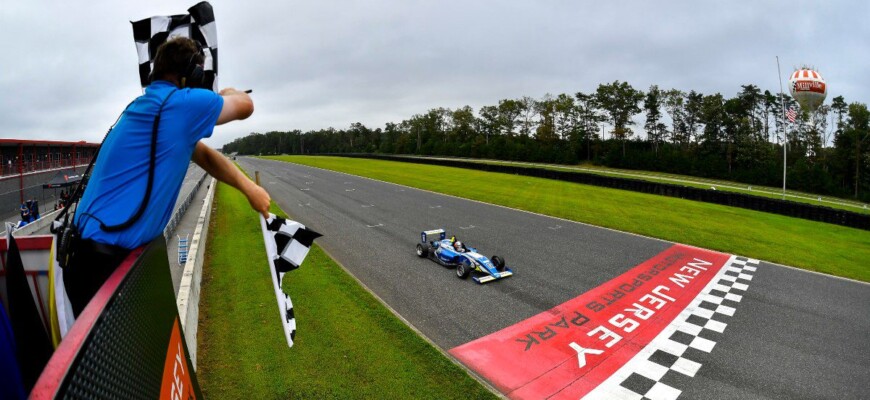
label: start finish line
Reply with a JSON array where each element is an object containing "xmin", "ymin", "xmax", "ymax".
[{"xmin": 450, "ymin": 244, "xmax": 732, "ymax": 400}]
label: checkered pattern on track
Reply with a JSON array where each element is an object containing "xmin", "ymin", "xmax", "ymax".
[
  {"xmin": 615, "ymin": 257, "xmax": 758, "ymax": 400},
  {"xmin": 583, "ymin": 256, "xmax": 759, "ymax": 400}
]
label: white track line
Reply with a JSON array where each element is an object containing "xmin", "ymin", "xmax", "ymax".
[{"xmin": 252, "ymin": 157, "xmax": 870, "ymax": 287}]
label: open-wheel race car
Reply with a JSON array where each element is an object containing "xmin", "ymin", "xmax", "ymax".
[{"xmin": 415, "ymin": 229, "xmax": 513, "ymax": 283}]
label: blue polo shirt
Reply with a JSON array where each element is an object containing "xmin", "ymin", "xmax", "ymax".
[{"xmin": 75, "ymin": 81, "xmax": 223, "ymax": 249}]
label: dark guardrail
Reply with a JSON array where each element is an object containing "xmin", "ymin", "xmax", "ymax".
[
  {"xmin": 330, "ymin": 154, "xmax": 870, "ymax": 231},
  {"xmin": 32, "ymin": 238, "xmax": 202, "ymax": 399}
]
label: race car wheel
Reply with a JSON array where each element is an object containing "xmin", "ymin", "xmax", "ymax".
[
  {"xmin": 416, "ymin": 244, "xmax": 427, "ymax": 258},
  {"xmin": 492, "ymin": 256, "xmax": 505, "ymax": 272},
  {"xmin": 456, "ymin": 262, "xmax": 471, "ymax": 279}
]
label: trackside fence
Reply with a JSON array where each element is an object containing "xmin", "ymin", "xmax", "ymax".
[
  {"xmin": 331, "ymin": 154, "xmax": 870, "ymax": 231},
  {"xmin": 163, "ymin": 168, "xmax": 208, "ymax": 239}
]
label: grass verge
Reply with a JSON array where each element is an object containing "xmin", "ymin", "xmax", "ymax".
[
  {"xmin": 196, "ymin": 181, "xmax": 497, "ymax": 399},
  {"xmin": 265, "ymin": 155, "xmax": 870, "ymax": 283},
  {"xmin": 385, "ymin": 155, "xmax": 870, "ymax": 214}
]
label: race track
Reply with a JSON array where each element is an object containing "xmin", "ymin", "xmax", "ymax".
[{"xmin": 239, "ymin": 157, "xmax": 870, "ymax": 400}]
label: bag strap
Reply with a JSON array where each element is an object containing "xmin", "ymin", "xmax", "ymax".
[
  {"xmin": 55, "ymin": 88, "xmax": 178, "ymax": 233},
  {"xmin": 101, "ymin": 88, "xmax": 178, "ymax": 232},
  {"xmin": 53, "ymin": 99, "xmax": 133, "ymax": 228}
]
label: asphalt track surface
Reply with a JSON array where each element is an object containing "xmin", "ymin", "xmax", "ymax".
[{"xmin": 239, "ymin": 157, "xmax": 870, "ymax": 400}]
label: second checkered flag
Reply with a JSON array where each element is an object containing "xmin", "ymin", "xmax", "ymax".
[{"xmin": 259, "ymin": 213, "xmax": 322, "ymax": 348}]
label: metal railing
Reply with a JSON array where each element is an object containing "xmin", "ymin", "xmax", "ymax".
[
  {"xmin": 0, "ymin": 158, "xmax": 93, "ymax": 177},
  {"xmin": 163, "ymin": 169, "xmax": 208, "ymax": 239}
]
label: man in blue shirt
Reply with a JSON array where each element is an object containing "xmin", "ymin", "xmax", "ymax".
[
  {"xmin": 64, "ymin": 37, "xmax": 270, "ymax": 316},
  {"xmin": 19, "ymin": 203, "xmax": 30, "ymax": 224},
  {"xmin": 28, "ymin": 199, "xmax": 39, "ymax": 221}
]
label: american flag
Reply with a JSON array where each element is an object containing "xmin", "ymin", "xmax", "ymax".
[{"xmin": 786, "ymin": 107, "xmax": 797, "ymax": 123}]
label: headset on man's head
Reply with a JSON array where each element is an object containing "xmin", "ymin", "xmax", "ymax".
[
  {"xmin": 180, "ymin": 49, "xmax": 205, "ymax": 89},
  {"xmin": 147, "ymin": 42, "xmax": 206, "ymax": 89}
]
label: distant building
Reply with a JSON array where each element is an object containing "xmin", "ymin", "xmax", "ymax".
[
  {"xmin": 1, "ymin": 139, "xmax": 98, "ymax": 177},
  {"xmin": 0, "ymin": 139, "xmax": 99, "ymax": 212}
]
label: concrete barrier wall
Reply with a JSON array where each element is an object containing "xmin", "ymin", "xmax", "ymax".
[
  {"xmin": 175, "ymin": 177, "xmax": 215, "ymax": 370},
  {"xmin": 0, "ymin": 208, "xmax": 63, "ymax": 237},
  {"xmin": 9, "ymin": 208, "xmax": 62, "ymax": 236}
]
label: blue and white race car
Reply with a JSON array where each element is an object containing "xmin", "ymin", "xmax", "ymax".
[{"xmin": 415, "ymin": 229, "xmax": 514, "ymax": 284}]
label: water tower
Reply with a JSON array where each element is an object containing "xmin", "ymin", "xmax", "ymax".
[{"xmin": 788, "ymin": 67, "xmax": 827, "ymax": 115}]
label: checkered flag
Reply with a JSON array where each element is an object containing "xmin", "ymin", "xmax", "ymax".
[
  {"xmin": 260, "ymin": 214, "xmax": 322, "ymax": 348},
  {"xmin": 131, "ymin": 1, "xmax": 219, "ymax": 91},
  {"xmin": 786, "ymin": 106, "xmax": 797, "ymax": 124}
]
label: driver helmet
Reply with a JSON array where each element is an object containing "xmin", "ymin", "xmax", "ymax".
[{"xmin": 454, "ymin": 241, "xmax": 463, "ymax": 252}]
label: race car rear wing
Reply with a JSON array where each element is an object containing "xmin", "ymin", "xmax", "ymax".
[{"xmin": 421, "ymin": 229, "xmax": 446, "ymax": 243}]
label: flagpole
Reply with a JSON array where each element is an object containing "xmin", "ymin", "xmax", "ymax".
[{"xmin": 776, "ymin": 56, "xmax": 788, "ymax": 199}]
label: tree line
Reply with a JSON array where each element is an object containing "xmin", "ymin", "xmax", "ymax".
[{"xmin": 222, "ymin": 81, "xmax": 870, "ymax": 202}]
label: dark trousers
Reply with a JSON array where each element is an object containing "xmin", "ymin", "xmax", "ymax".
[{"xmin": 63, "ymin": 239, "xmax": 132, "ymax": 317}]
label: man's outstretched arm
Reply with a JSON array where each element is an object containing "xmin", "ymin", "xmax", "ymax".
[
  {"xmin": 216, "ymin": 87, "xmax": 254, "ymax": 125},
  {"xmin": 192, "ymin": 142, "xmax": 270, "ymax": 218}
]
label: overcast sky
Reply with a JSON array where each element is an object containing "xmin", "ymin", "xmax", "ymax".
[{"xmin": 1, "ymin": 1, "xmax": 866, "ymax": 147}]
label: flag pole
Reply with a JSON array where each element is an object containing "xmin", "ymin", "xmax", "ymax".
[{"xmin": 776, "ymin": 56, "xmax": 788, "ymax": 199}]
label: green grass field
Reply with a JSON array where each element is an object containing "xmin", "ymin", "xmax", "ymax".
[
  {"xmin": 264, "ymin": 155, "xmax": 870, "ymax": 283},
  {"xmin": 196, "ymin": 182, "xmax": 497, "ymax": 399},
  {"xmin": 388, "ymin": 156, "xmax": 870, "ymax": 215}
]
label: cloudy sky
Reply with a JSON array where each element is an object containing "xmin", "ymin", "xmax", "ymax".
[{"xmin": 1, "ymin": 1, "xmax": 865, "ymax": 148}]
